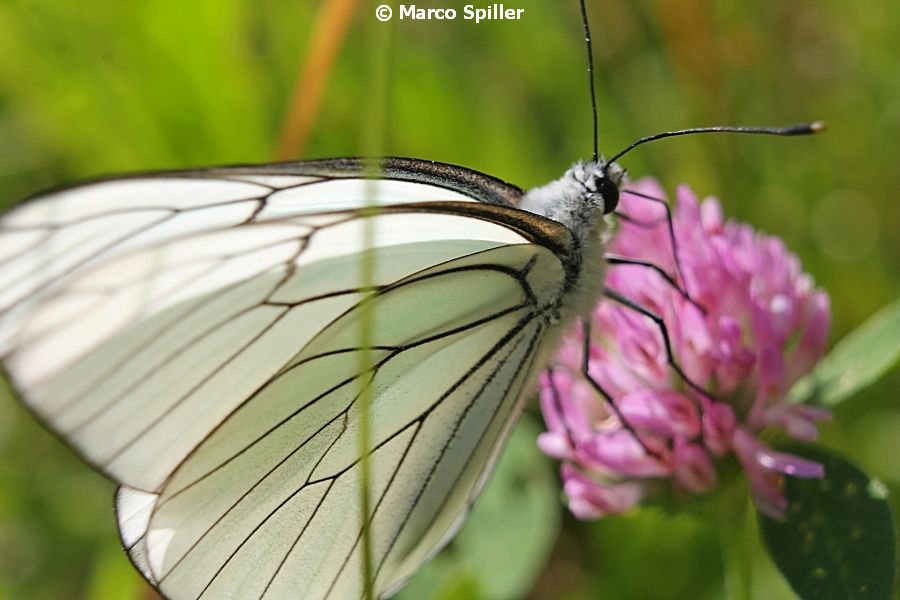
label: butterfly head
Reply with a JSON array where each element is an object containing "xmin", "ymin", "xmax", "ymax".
[{"xmin": 572, "ymin": 159, "xmax": 625, "ymax": 215}]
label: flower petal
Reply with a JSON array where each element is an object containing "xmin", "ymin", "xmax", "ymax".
[
  {"xmin": 673, "ymin": 438, "xmax": 716, "ymax": 492},
  {"xmin": 577, "ymin": 430, "xmax": 670, "ymax": 477},
  {"xmin": 561, "ymin": 464, "xmax": 645, "ymax": 519},
  {"xmin": 618, "ymin": 389, "xmax": 701, "ymax": 438}
]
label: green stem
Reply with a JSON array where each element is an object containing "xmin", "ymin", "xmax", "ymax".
[
  {"xmin": 358, "ymin": 4, "xmax": 395, "ymax": 600},
  {"xmin": 719, "ymin": 508, "xmax": 754, "ymax": 600}
]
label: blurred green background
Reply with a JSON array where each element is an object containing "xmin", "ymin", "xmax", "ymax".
[{"xmin": 0, "ymin": 0, "xmax": 897, "ymax": 598}]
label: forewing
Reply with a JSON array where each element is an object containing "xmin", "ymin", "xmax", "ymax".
[{"xmin": 0, "ymin": 166, "xmax": 549, "ymax": 491}]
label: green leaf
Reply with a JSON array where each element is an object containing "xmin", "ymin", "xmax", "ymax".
[
  {"xmin": 758, "ymin": 444, "xmax": 896, "ymax": 600},
  {"xmin": 790, "ymin": 297, "xmax": 900, "ymax": 406},
  {"xmin": 395, "ymin": 415, "xmax": 561, "ymax": 600}
]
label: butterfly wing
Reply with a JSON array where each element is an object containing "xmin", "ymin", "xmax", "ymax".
[{"xmin": 0, "ymin": 158, "xmax": 575, "ymax": 599}]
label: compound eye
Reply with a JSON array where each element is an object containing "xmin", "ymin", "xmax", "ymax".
[{"xmin": 597, "ymin": 177, "xmax": 619, "ymax": 214}]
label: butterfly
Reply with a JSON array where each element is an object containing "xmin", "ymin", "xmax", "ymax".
[
  {"xmin": 0, "ymin": 2, "xmax": 823, "ymax": 598},
  {"xmin": 0, "ymin": 153, "xmax": 626, "ymax": 598}
]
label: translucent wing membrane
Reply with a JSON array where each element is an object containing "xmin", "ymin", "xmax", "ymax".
[
  {"xmin": 0, "ymin": 159, "xmax": 574, "ymax": 599},
  {"xmin": 116, "ymin": 485, "xmax": 158, "ymax": 584}
]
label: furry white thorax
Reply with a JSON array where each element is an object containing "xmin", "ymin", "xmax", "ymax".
[
  {"xmin": 519, "ymin": 159, "xmax": 625, "ymax": 243},
  {"xmin": 519, "ymin": 159, "xmax": 626, "ymax": 321}
]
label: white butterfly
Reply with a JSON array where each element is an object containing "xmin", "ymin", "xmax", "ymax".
[{"xmin": 0, "ymin": 156, "xmax": 626, "ymax": 599}]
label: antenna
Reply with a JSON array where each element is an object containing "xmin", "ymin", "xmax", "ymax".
[
  {"xmin": 606, "ymin": 121, "xmax": 825, "ymax": 165},
  {"xmin": 579, "ymin": 0, "xmax": 599, "ymax": 162}
]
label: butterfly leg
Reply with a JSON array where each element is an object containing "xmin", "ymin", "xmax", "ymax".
[
  {"xmin": 579, "ymin": 317, "xmax": 656, "ymax": 456},
  {"xmin": 603, "ymin": 255, "xmax": 706, "ymax": 314},
  {"xmin": 602, "ymin": 287, "xmax": 716, "ymax": 403},
  {"xmin": 604, "ymin": 183, "xmax": 717, "ymax": 403},
  {"xmin": 544, "ymin": 366, "xmax": 576, "ymax": 448},
  {"xmin": 619, "ymin": 188, "xmax": 693, "ymax": 300}
]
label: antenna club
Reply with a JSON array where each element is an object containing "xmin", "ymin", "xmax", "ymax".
[{"xmin": 786, "ymin": 121, "xmax": 826, "ymax": 135}]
